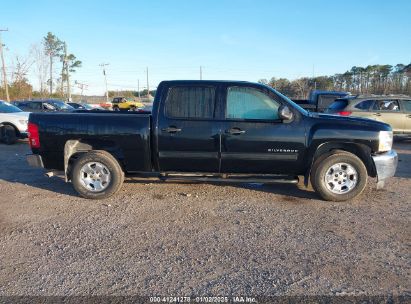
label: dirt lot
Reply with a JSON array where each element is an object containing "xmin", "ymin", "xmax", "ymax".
[{"xmin": 0, "ymin": 141, "xmax": 410, "ymax": 297}]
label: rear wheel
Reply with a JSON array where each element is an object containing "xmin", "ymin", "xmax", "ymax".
[
  {"xmin": 311, "ymin": 152, "xmax": 367, "ymax": 201},
  {"xmin": 71, "ymin": 151, "xmax": 124, "ymax": 199},
  {"xmin": 0, "ymin": 125, "xmax": 17, "ymax": 145},
  {"xmin": 113, "ymin": 106, "xmax": 120, "ymax": 111},
  {"xmin": 129, "ymin": 106, "xmax": 136, "ymax": 111}
]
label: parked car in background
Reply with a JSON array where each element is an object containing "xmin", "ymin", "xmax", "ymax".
[
  {"xmin": 293, "ymin": 90, "xmax": 349, "ymax": 112},
  {"xmin": 27, "ymin": 80, "xmax": 397, "ymax": 202},
  {"xmin": 137, "ymin": 104, "xmax": 153, "ymax": 113},
  {"xmin": 68, "ymin": 102, "xmax": 105, "ymax": 111},
  {"xmin": 111, "ymin": 97, "xmax": 144, "ymax": 111},
  {"xmin": 0, "ymin": 100, "xmax": 29, "ymax": 144},
  {"xmin": 326, "ymin": 95, "xmax": 411, "ymax": 138},
  {"xmin": 12, "ymin": 99, "xmax": 74, "ymax": 112}
]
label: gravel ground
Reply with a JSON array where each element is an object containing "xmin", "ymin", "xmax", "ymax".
[{"xmin": 0, "ymin": 141, "xmax": 410, "ymax": 297}]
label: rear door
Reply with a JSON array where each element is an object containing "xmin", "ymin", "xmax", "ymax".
[
  {"xmin": 219, "ymin": 84, "xmax": 306, "ymax": 174},
  {"xmin": 401, "ymin": 99, "xmax": 411, "ymax": 134},
  {"xmin": 156, "ymin": 84, "xmax": 220, "ymax": 172},
  {"xmin": 350, "ymin": 99, "xmax": 375, "ymax": 118},
  {"xmin": 371, "ymin": 99, "xmax": 405, "ymax": 133}
]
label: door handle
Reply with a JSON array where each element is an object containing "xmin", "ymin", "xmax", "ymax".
[
  {"xmin": 162, "ymin": 126, "xmax": 182, "ymax": 133},
  {"xmin": 226, "ymin": 128, "xmax": 246, "ymax": 135},
  {"xmin": 373, "ymin": 113, "xmax": 381, "ymax": 117}
]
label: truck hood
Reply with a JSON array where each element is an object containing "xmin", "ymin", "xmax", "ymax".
[{"xmin": 309, "ymin": 112, "xmax": 391, "ymax": 131}]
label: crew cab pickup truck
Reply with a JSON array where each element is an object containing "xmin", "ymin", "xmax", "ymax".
[{"xmin": 26, "ymin": 80, "xmax": 398, "ymax": 201}]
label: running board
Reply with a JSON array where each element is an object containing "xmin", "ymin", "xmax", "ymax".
[{"xmin": 159, "ymin": 174, "xmax": 299, "ymax": 184}]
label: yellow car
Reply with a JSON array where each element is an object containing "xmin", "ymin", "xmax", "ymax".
[{"xmin": 111, "ymin": 97, "xmax": 144, "ymax": 111}]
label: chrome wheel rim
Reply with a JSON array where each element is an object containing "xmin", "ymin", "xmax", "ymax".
[
  {"xmin": 324, "ymin": 162, "xmax": 358, "ymax": 194},
  {"xmin": 79, "ymin": 162, "xmax": 111, "ymax": 192}
]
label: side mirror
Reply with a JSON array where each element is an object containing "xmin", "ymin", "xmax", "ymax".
[{"xmin": 279, "ymin": 105, "xmax": 294, "ymax": 121}]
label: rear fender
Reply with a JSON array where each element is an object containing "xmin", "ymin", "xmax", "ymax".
[{"xmin": 64, "ymin": 140, "xmax": 124, "ymax": 181}]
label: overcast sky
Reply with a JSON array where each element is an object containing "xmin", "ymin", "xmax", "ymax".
[{"xmin": 2, "ymin": 0, "xmax": 411, "ymax": 95}]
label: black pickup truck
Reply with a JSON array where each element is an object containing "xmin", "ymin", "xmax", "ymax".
[{"xmin": 27, "ymin": 80, "xmax": 398, "ymax": 201}]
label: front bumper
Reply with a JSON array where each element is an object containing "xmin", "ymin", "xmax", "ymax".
[
  {"xmin": 27, "ymin": 154, "xmax": 44, "ymax": 168},
  {"xmin": 372, "ymin": 150, "xmax": 398, "ymax": 187}
]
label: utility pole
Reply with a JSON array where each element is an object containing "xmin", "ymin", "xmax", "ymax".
[
  {"xmin": 64, "ymin": 43, "xmax": 71, "ymax": 101},
  {"xmin": 146, "ymin": 67, "xmax": 149, "ymax": 98},
  {"xmin": 75, "ymin": 80, "xmax": 88, "ymax": 102},
  {"xmin": 100, "ymin": 63, "xmax": 109, "ymax": 103},
  {"xmin": 137, "ymin": 79, "xmax": 140, "ymax": 99},
  {"xmin": 200, "ymin": 66, "xmax": 203, "ymax": 80},
  {"xmin": 0, "ymin": 29, "xmax": 10, "ymax": 102}
]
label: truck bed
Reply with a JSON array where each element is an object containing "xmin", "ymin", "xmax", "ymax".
[{"xmin": 29, "ymin": 111, "xmax": 152, "ymax": 172}]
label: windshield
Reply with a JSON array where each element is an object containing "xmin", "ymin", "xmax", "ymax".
[
  {"xmin": 48, "ymin": 100, "xmax": 74, "ymax": 110},
  {"xmin": 0, "ymin": 101, "xmax": 23, "ymax": 113},
  {"xmin": 81, "ymin": 104, "xmax": 94, "ymax": 110}
]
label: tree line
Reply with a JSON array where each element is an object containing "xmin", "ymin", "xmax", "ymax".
[
  {"xmin": 0, "ymin": 32, "xmax": 81, "ymax": 100},
  {"xmin": 259, "ymin": 63, "xmax": 411, "ymax": 99}
]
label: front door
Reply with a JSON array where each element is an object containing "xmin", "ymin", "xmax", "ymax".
[
  {"xmin": 219, "ymin": 85, "xmax": 306, "ymax": 174},
  {"xmin": 401, "ymin": 99, "xmax": 411, "ymax": 135},
  {"xmin": 371, "ymin": 99, "xmax": 405, "ymax": 133},
  {"xmin": 157, "ymin": 85, "xmax": 220, "ymax": 172}
]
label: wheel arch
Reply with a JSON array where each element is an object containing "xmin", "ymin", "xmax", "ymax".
[
  {"xmin": 64, "ymin": 139, "xmax": 125, "ymax": 181},
  {"xmin": 0, "ymin": 122, "xmax": 20, "ymax": 137},
  {"xmin": 305, "ymin": 141, "xmax": 376, "ymax": 186}
]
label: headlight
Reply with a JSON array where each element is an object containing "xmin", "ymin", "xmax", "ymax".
[{"xmin": 378, "ymin": 131, "xmax": 393, "ymax": 152}]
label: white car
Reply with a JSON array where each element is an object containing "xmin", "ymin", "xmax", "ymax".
[{"xmin": 0, "ymin": 100, "xmax": 30, "ymax": 144}]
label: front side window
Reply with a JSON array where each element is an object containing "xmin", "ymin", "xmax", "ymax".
[
  {"xmin": 354, "ymin": 100, "xmax": 374, "ymax": 110},
  {"xmin": 165, "ymin": 86, "xmax": 215, "ymax": 119},
  {"xmin": 43, "ymin": 103, "xmax": 56, "ymax": 110},
  {"xmin": 373, "ymin": 100, "xmax": 399, "ymax": 112},
  {"xmin": 226, "ymin": 87, "xmax": 279, "ymax": 120}
]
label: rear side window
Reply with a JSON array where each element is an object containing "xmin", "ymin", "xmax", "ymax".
[
  {"xmin": 402, "ymin": 100, "xmax": 411, "ymax": 112},
  {"xmin": 318, "ymin": 95, "xmax": 341, "ymax": 108},
  {"xmin": 329, "ymin": 100, "xmax": 348, "ymax": 110},
  {"xmin": 29, "ymin": 102, "xmax": 43, "ymax": 110},
  {"xmin": 165, "ymin": 86, "xmax": 215, "ymax": 119},
  {"xmin": 373, "ymin": 100, "xmax": 399, "ymax": 111},
  {"xmin": 354, "ymin": 100, "xmax": 374, "ymax": 110}
]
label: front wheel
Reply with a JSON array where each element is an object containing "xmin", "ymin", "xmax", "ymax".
[
  {"xmin": 71, "ymin": 151, "xmax": 124, "ymax": 199},
  {"xmin": 113, "ymin": 106, "xmax": 120, "ymax": 111},
  {"xmin": 311, "ymin": 152, "xmax": 368, "ymax": 201}
]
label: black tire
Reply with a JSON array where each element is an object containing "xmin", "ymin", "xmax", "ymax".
[
  {"xmin": 129, "ymin": 106, "xmax": 136, "ymax": 111},
  {"xmin": 310, "ymin": 151, "xmax": 368, "ymax": 202},
  {"xmin": 71, "ymin": 150, "xmax": 124, "ymax": 199},
  {"xmin": 0, "ymin": 125, "xmax": 17, "ymax": 145},
  {"xmin": 113, "ymin": 106, "xmax": 120, "ymax": 111}
]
